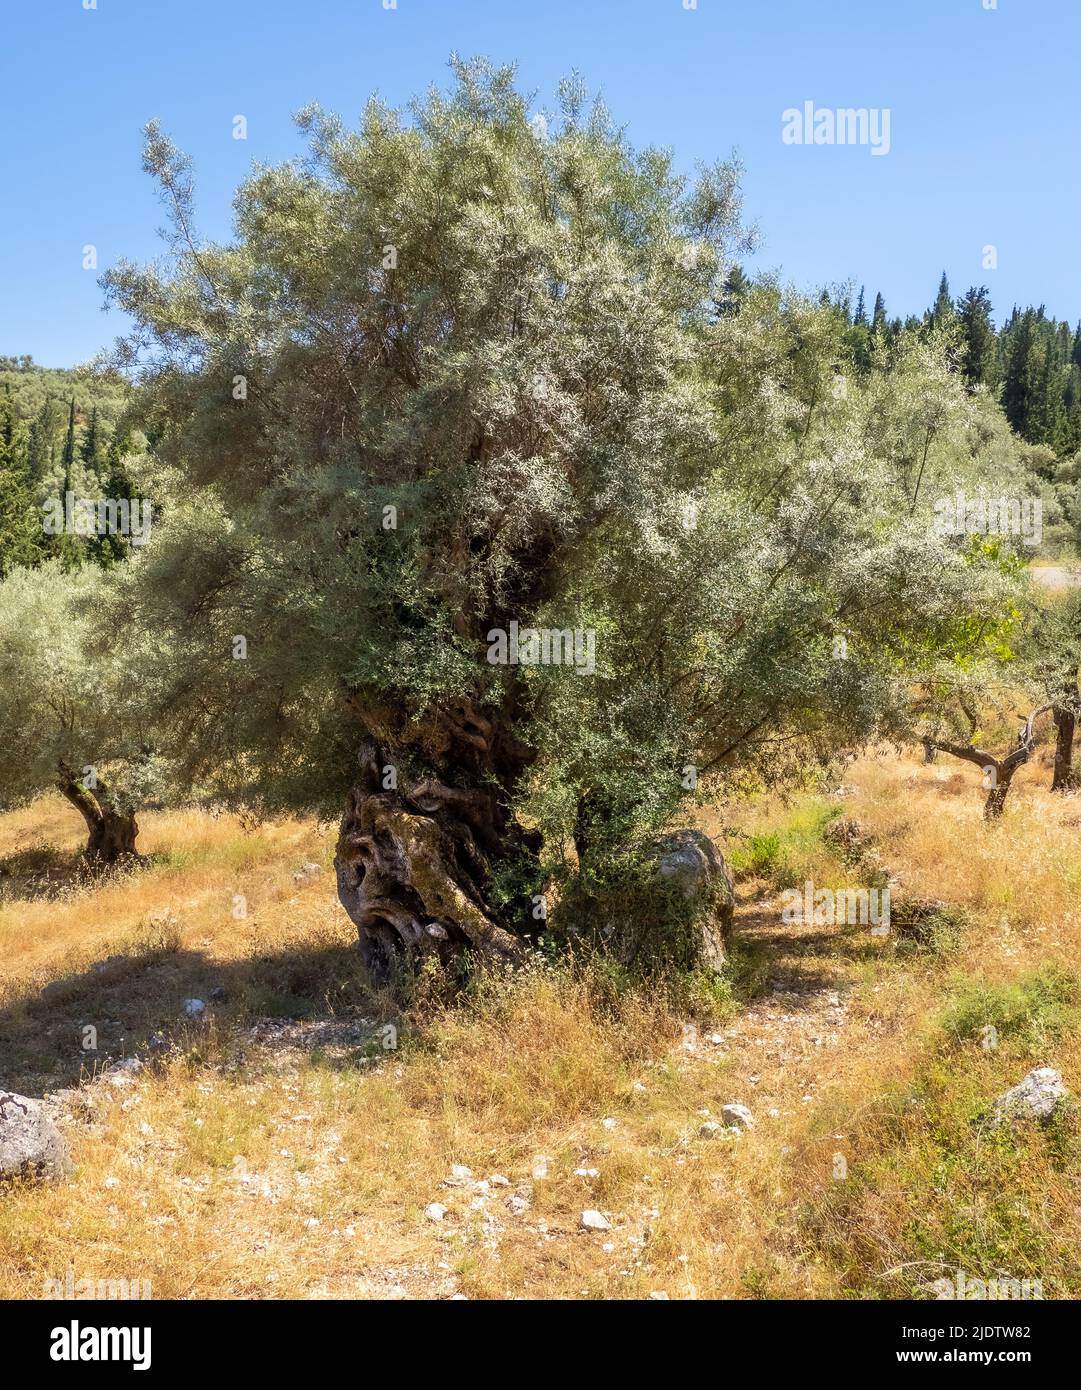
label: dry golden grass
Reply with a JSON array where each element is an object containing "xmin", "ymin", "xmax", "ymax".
[
  {"xmin": 0, "ymin": 797, "xmax": 335, "ymax": 1008},
  {"xmin": 1, "ymin": 754, "xmax": 1080, "ymax": 1300}
]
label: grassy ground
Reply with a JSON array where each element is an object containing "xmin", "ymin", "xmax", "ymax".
[{"xmin": 1, "ymin": 744, "xmax": 1079, "ymax": 1300}]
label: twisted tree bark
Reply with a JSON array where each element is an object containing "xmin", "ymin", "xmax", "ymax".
[{"xmin": 335, "ymin": 702, "xmax": 538, "ymax": 981}]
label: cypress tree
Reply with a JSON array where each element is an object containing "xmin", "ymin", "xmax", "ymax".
[
  {"xmin": 26, "ymin": 395, "xmax": 62, "ymax": 484},
  {"xmin": 1002, "ymin": 310, "xmax": 1039, "ymax": 438},
  {"xmin": 81, "ymin": 405, "xmax": 105, "ymax": 477},
  {"xmin": 50, "ymin": 398, "xmax": 82, "ymax": 569},
  {"xmin": 956, "ymin": 286, "xmax": 997, "ymax": 390},
  {"xmin": 931, "ymin": 271, "xmax": 953, "ymax": 327},
  {"xmin": 93, "ymin": 425, "xmax": 135, "ymax": 566},
  {"xmin": 60, "ymin": 397, "xmax": 77, "ymax": 494},
  {"xmin": 0, "ymin": 384, "xmax": 44, "ymax": 575}
]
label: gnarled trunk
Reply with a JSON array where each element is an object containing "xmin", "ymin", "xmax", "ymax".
[
  {"xmin": 925, "ymin": 704, "xmax": 1051, "ymax": 821},
  {"xmin": 335, "ymin": 706, "xmax": 537, "ymax": 981},
  {"xmin": 58, "ymin": 766, "xmax": 140, "ymax": 865},
  {"xmin": 85, "ymin": 807, "xmax": 140, "ymax": 862},
  {"xmin": 1052, "ymin": 703, "xmax": 1077, "ymax": 792}
]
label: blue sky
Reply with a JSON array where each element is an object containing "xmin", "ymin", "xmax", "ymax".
[{"xmin": 2, "ymin": 0, "xmax": 1078, "ymax": 366}]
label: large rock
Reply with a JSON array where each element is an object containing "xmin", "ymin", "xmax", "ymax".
[
  {"xmin": 655, "ymin": 829, "xmax": 722, "ymax": 891},
  {"xmin": 650, "ymin": 829, "xmax": 735, "ymax": 970},
  {"xmin": 561, "ymin": 828, "xmax": 735, "ymax": 972},
  {"xmin": 0, "ymin": 1090, "xmax": 71, "ymax": 1182},
  {"xmin": 992, "ymin": 1067, "xmax": 1067, "ymax": 1125},
  {"xmin": 989, "ymin": 1067, "xmax": 1067, "ymax": 1123}
]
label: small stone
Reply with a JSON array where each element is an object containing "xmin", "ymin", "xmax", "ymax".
[
  {"xmin": 580, "ymin": 1209, "xmax": 611, "ymax": 1232},
  {"xmin": 649, "ymin": 1291, "xmax": 670, "ymax": 1300},
  {"xmin": 506, "ymin": 1195, "xmax": 529, "ymax": 1215},
  {"xmin": 574, "ymin": 1167, "xmax": 600, "ymax": 1178},
  {"xmin": 488, "ymin": 1174, "xmax": 510, "ymax": 1187},
  {"xmin": 425, "ymin": 1202, "xmax": 447, "ymax": 1222},
  {"xmin": 721, "ymin": 1103, "xmax": 754, "ymax": 1130},
  {"xmin": 602, "ymin": 1117, "xmax": 618, "ymax": 1130},
  {"xmin": 183, "ymin": 999, "xmax": 206, "ymax": 1019},
  {"xmin": 532, "ymin": 1156, "xmax": 549, "ymax": 1180},
  {"xmin": 698, "ymin": 1120, "xmax": 723, "ymax": 1139}
]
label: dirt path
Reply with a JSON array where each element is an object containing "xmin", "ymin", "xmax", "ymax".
[
  {"xmin": 681, "ymin": 886, "xmax": 855, "ymax": 1121},
  {"xmin": 1030, "ymin": 564, "xmax": 1081, "ymax": 591}
]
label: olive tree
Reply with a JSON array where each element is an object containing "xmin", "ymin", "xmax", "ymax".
[
  {"xmin": 103, "ymin": 61, "xmax": 1021, "ymax": 975},
  {"xmin": 0, "ymin": 563, "xmax": 160, "ymax": 861}
]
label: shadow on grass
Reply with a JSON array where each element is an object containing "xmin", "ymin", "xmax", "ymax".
[
  {"xmin": 0, "ymin": 931, "xmax": 391, "ymax": 1097},
  {"xmin": 0, "ymin": 843, "xmax": 164, "ymax": 904}
]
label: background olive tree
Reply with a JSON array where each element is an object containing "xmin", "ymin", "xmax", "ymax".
[{"xmin": 0, "ymin": 563, "xmax": 163, "ymax": 861}]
